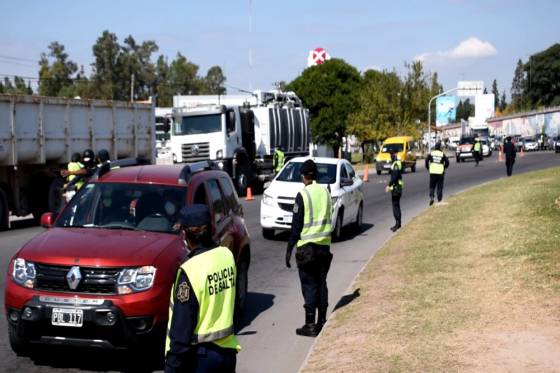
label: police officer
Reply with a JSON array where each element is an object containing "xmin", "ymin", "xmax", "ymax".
[
  {"xmin": 504, "ymin": 136, "xmax": 517, "ymax": 176},
  {"xmin": 61, "ymin": 148, "xmax": 97, "ymax": 190},
  {"xmin": 425, "ymin": 141, "xmax": 449, "ymax": 205},
  {"xmin": 273, "ymin": 146, "xmax": 285, "ymax": 174},
  {"xmin": 66, "ymin": 152, "xmax": 84, "ymax": 189},
  {"xmin": 386, "ymin": 151, "xmax": 403, "ymax": 232},
  {"xmin": 165, "ymin": 204, "xmax": 240, "ymax": 373},
  {"xmin": 473, "ymin": 137, "xmax": 482, "ymax": 166},
  {"xmin": 285, "ymin": 159, "xmax": 333, "ymax": 337}
]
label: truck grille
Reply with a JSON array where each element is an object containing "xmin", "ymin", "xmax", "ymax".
[
  {"xmin": 35, "ymin": 263, "xmax": 121, "ymax": 295},
  {"xmin": 181, "ymin": 142, "xmax": 210, "ymax": 162}
]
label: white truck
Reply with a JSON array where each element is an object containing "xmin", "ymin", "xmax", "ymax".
[
  {"xmin": 155, "ymin": 107, "xmax": 173, "ymax": 164},
  {"xmin": 0, "ymin": 94, "xmax": 155, "ymax": 229},
  {"xmin": 166, "ymin": 90, "xmax": 310, "ymax": 195}
]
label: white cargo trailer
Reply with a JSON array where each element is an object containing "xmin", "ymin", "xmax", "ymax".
[{"xmin": 0, "ymin": 94, "xmax": 155, "ymax": 229}]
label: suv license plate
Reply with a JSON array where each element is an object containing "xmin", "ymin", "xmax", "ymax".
[
  {"xmin": 284, "ymin": 215, "xmax": 293, "ymax": 223},
  {"xmin": 51, "ymin": 308, "xmax": 83, "ymax": 327}
]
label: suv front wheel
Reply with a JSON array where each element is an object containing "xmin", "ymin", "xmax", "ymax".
[{"xmin": 8, "ymin": 323, "xmax": 29, "ymax": 356}]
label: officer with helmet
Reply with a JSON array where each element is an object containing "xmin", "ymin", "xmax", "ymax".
[
  {"xmin": 385, "ymin": 151, "xmax": 403, "ymax": 232},
  {"xmin": 425, "ymin": 141, "xmax": 449, "ymax": 205},
  {"xmin": 285, "ymin": 159, "xmax": 333, "ymax": 337},
  {"xmin": 165, "ymin": 204, "xmax": 240, "ymax": 372},
  {"xmin": 61, "ymin": 148, "xmax": 99, "ymax": 192}
]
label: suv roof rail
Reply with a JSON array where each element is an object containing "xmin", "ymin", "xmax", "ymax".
[
  {"xmin": 91, "ymin": 157, "xmax": 152, "ymax": 181},
  {"xmin": 178, "ymin": 160, "xmax": 219, "ymax": 185}
]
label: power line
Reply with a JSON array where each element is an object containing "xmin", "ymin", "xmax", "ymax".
[{"xmin": 0, "ymin": 54, "xmax": 39, "ymax": 63}]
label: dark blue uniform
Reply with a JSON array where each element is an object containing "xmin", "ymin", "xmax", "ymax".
[{"xmin": 165, "ymin": 246, "xmax": 237, "ymax": 373}]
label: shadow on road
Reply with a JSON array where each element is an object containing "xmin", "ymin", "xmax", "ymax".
[
  {"xmin": 335, "ymin": 223, "xmax": 374, "ymax": 243},
  {"xmin": 236, "ymin": 292, "xmax": 275, "ymax": 334},
  {"xmin": 332, "ymin": 288, "xmax": 361, "ymax": 312},
  {"xmin": 9, "ymin": 218, "xmax": 38, "ymax": 230}
]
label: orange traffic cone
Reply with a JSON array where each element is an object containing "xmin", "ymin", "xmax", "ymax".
[
  {"xmin": 498, "ymin": 145, "xmax": 504, "ymax": 162},
  {"xmin": 520, "ymin": 146, "xmax": 525, "ymax": 157},
  {"xmin": 245, "ymin": 187, "xmax": 254, "ymax": 201},
  {"xmin": 363, "ymin": 164, "xmax": 369, "ymax": 182}
]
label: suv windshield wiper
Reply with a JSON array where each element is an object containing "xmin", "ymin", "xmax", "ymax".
[{"xmin": 99, "ymin": 223, "xmax": 138, "ymax": 231}]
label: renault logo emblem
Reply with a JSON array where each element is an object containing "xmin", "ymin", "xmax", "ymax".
[
  {"xmin": 192, "ymin": 144, "xmax": 199, "ymax": 156},
  {"xmin": 66, "ymin": 266, "xmax": 82, "ymax": 290}
]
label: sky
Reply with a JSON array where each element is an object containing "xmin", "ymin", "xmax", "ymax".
[{"xmin": 0, "ymin": 0, "xmax": 558, "ymax": 99}]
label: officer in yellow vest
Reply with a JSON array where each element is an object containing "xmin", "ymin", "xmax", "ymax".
[
  {"xmin": 425, "ymin": 142, "xmax": 449, "ymax": 205},
  {"xmin": 472, "ymin": 137, "xmax": 482, "ymax": 166},
  {"xmin": 165, "ymin": 204, "xmax": 240, "ymax": 373},
  {"xmin": 385, "ymin": 152, "xmax": 403, "ymax": 232},
  {"xmin": 285, "ymin": 159, "xmax": 333, "ymax": 337},
  {"xmin": 273, "ymin": 146, "xmax": 285, "ymax": 174}
]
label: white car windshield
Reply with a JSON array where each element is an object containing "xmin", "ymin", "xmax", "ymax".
[
  {"xmin": 276, "ymin": 162, "xmax": 337, "ymax": 184},
  {"xmin": 56, "ymin": 183, "xmax": 186, "ymax": 233}
]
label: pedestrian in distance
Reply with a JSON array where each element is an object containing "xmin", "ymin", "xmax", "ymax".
[
  {"xmin": 385, "ymin": 151, "xmax": 403, "ymax": 232},
  {"xmin": 273, "ymin": 145, "xmax": 285, "ymax": 175},
  {"xmin": 472, "ymin": 137, "xmax": 482, "ymax": 166},
  {"xmin": 165, "ymin": 204, "xmax": 240, "ymax": 373},
  {"xmin": 425, "ymin": 142, "xmax": 449, "ymax": 205},
  {"xmin": 285, "ymin": 159, "xmax": 333, "ymax": 337},
  {"xmin": 504, "ymin": 136, "xmax": 517, "ymax": 177}
]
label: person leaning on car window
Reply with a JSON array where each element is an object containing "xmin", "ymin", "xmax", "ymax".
[{"xmin": 285, "ymin": 159, "xmax": 333, "ymax": 338}]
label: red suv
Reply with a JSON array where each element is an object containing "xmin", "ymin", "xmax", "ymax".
[{"xmin": 4, "ymin": 161, "xmax": 250, "ymax": 355}]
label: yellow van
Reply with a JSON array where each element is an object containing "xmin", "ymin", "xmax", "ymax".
[{"xmin": 375, "ymin": 136, "xmax": 417, "ymax": 175}]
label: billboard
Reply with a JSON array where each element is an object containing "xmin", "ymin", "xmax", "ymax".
[
  {"xmin": 475, "ymin": 94, "xmax": 495, "ymax": 121},
  {"xmin": 436, "ymin": 96, "xmax": 457, "ymax": 126}
]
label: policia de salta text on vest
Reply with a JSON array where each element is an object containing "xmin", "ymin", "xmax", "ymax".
[
  {"xmin": 165, "ymin": 204, "xmax": 241, "ymax": 373},
  {"xmin": 285, "ymin": 159, "xmax": 333, "ymax": 337},
  {"xmin": 425, "ymin": 142, "xmax": 449, "ymax": 205}
]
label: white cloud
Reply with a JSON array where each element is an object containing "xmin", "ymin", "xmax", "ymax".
[{"xmin": 414, "ymin": 37, "xmax": 497, "ymax": 62}]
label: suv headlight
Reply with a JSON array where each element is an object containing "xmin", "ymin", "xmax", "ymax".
[
  {"xmin": 262, "ymin": 193, "xmax": 274, "ymax": 206},
  {"xmin": 117, "ymin": 266, "xmax": 157, "ymax": 294},
  {"xmin": 12, "ymin": 258, "xmax": 36, "ymax": 288}
]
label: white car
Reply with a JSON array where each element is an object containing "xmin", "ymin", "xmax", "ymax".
[{"xmin": 260, "ymin": 157, "xmax": 364, "ymax": 241}]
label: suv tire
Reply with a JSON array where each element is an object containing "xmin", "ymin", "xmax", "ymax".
[
  {"xmin": 353, "ymin": 203, "xmax": 363, "ymax": 231},
  {"xmin": 8, "ymin": 324, "xmax": 29, "ymax": 356},
  {"xmin": 332, "ymin": 210, "xmax": 343, "ymax": 242}
]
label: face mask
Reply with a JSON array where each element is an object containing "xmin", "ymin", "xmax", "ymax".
[{"xmin": 164, "ymin": 201, "xmax": 176, "ymax": 216}]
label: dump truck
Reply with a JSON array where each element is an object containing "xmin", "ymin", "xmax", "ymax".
[{"xmin": 0, "ymin": 94, "xmax": 155, "ymax": 229}]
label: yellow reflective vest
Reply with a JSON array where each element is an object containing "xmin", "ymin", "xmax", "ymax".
[
  {"xmin": 165, "ymin": 246, "xmax": 241, "ymax": 355},
  {"xmin": 389, "ymin": 160, "xmax": 403, "ymax": 191},
  {"xmin": 274, "ymin": 149, "xmax": 285, "ymax": 172},
  {"xmin": 429, "ymin": 150, "xmax": 445, "ymax": 175},
  {"xmin": 297, "ymin": 182, "xmax": 332, "ymax": 247},
  {"xmin": 67, "ymin": 161, "xmax": 84, "ymax": 189},
  {"xmin": 474, "ymin": 141, "xmax": 481, "ymax": 152}
]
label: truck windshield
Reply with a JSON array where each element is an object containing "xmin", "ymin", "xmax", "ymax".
[
  {"xmin": 175, "ymin": 114, "xmax": 222, "ymax": 135},
  {"xmin": 460, "ymin": 137, "xmax": 474, "ymax": 144},
  {"xmin": 56, "ymin": 183, "xmax": 186, "ymax": 234},
  {"xmin": 381, "ymin": 143, "xmax": 403, "ymax": 153},
  {"xmin": 276, "ymin": 162, "xmax": 337, "ymax": 184}
]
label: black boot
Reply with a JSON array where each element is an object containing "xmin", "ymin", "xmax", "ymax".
[
  {"xmin": 390, "ymin": 220, "xmax": 401, "ymax": 232},
  {"xmin": 315, "ymin": 309, "xmax": 327, "ymax": 334},
  {"xmin": 296, "ymin": 311, "xmax": 317, "ymax": 337}
]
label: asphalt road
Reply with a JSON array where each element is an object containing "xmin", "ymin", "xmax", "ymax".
[{"xmin": 0, "ymin": 152, "xmax": 558, "ymax": 373}]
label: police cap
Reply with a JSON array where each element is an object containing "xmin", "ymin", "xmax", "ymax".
[
  {"xmin": 299, "ymin": 159, "xmax": 317, "ymax": 177},
  {"xmin": 179, "ymin": 204, "xmax": 211, "ymax": 228}
]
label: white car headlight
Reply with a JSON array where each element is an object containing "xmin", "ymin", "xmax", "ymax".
[
  {"xmin": 262, "ymin": 193, "xmax": 274, "ymax": 206},
  {"xmin": 117, "ymin": 266, "xmax": 156, "ymax": 294},
  {"xmin": 12, "ymin": 258, "xmax": 36, "ymax": 289}
]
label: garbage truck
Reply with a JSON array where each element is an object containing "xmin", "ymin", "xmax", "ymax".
[
  {"xmin": 0, "ymin": 94, "xmax": 155, "ymax": 229},
  {"xmin": 166, "ymin": 90, "xmax": 310, "ymax": 195}
]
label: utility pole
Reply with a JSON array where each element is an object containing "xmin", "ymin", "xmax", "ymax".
[{"xmin": 130, "ymin": 73, "xmax": 135, "ymax": 102}]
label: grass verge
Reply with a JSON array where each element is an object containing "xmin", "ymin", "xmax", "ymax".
[{"xmin": 301, "ymin": 168, "xmax": 560, "ymax": 372}]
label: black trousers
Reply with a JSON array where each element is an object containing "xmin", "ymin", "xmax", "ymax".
[
  {"xmin": 298, "ymin": 244, "xmax": 332, "ymax": 314},
  {"xmin": 473, "ymin": 151, "xmax": 481, "ymax": 165},
  {"xmin": 193, "ymin": 344, "xmax": 236, "ymax": 373},
  {"xmin": 506, "ymin": 158, "xmax": 515, "ymax": 176},
  {"xmin": 429, "ymin": 174, "xmax": 444, "ymax": 201},
  {"xmin": 391, "ymin": 193, "xmax": 401, "ymax": 223}
]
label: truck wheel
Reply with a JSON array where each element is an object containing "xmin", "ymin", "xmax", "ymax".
[
  {"xmin": 8, "ymin": 324, "xmax": 29, "ymax": 356},
  {"xmin": 0, "ymin": 188, "xmax": 9, "ymax": 231},
  {"xmin": 332, "ymin": 210, "xmax": 343, "ymax": 242},
  {"xmin": 262, "ymin": 228, "xmax": 275, "ymax": 239},
  {"xmin": 235, "ymin": 255, "xmax": 249, "ymax": 317}
]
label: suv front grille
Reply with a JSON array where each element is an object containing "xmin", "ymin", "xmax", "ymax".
[
  {"xmin": 181, "ymin": 142, "xmax": 210, "ymax": 162},
  {"xmin": 35, "ymin": 263, "xmax": 121, "ymax": 295}
]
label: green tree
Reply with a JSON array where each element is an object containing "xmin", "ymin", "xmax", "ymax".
[
  {"xmin": 456, "ymin": 98, "xmax": 474, "ymax": 121},
  {"xmin": 500, "ymin": 90, "xmax": 507, "ymax": 112},
  {"xmin": 0, "ymin": 77, "xmax": 33, "ymax": 95},
  {"xmin": 287, "ymin": 58, "xmax": 361, "ymax": 154},
  {"xmin": 204, "ymin": 66, "xmax": 226, "ymax": 95},
  {"xmin": 491, "ymin": 79, "xmax": 499, "ymax": 109},
  {"xmin": 524, "ymin": 43, "xmax": 560, "ymax": 107},
  {"xmin": 168, "ymin": 53, "xmax": 204, "ymax": 95},
  {"xmin": 38, "ymin": 42, "xmax": 78, "ymax": 97},
  {"xmin": 91, "ymin": 30, "xmax": 121, "ymax": 98},
  {"xmin": 511, "ymin": 58, "xmax": 528, "ymax": 110}
]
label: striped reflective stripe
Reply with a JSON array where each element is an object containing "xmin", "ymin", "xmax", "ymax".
[
  {"xmin": 300, "ymin": 231, "xmax": 332, "ymax": 240},
  {"xmin": 302, "ymin": 188, "xmax": 314, "ymax": 227},
  {"xmin": 193, "ymin": 325, "xmax": 234, "ymax": 344},
  {"xmin": 302, "ymin": 218, "xmax": 330, "ymax": 229}
]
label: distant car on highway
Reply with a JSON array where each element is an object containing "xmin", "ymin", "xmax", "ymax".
[
  {"xmin": 554, "ymin": 136, "xmax": 560, "ymax": 153},
  {"xmin": 375, "ymin": 136, "xmax": 417, "ymax": 174},
  {"xmin": 4, "ymin": 160, "xmax": 251, "ymax": 356},
  {"xmin": 260, "ymin": 157, "xmax": 364, "ymax": 241},
  {"xmin": 522, "ymin": 137, "xmax": 539, "ymax": 151}
]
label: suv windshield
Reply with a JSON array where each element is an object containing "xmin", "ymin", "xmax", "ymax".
[
  {"xmin": 175, "ymin": 114, "xmax": 222, "ymax": 135},
  {"xmin": 276, "ymin": 162, "xmax": 337, "ymax": 184},
  {"xmin": 56, "ymin": 183, "xmax": 186, "ymax": 233},
  {"xmin": 381, "ymin": 143, "xmax": 403, "ymax": 153}
]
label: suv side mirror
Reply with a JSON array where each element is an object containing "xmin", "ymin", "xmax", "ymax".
[
  {"xmin": 340, "ymin": 178, "xmax": 353, "ymax": 187},
  {"xmin": 40, "ymin": 212, "xmax": 55, "ymax": 228}
]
